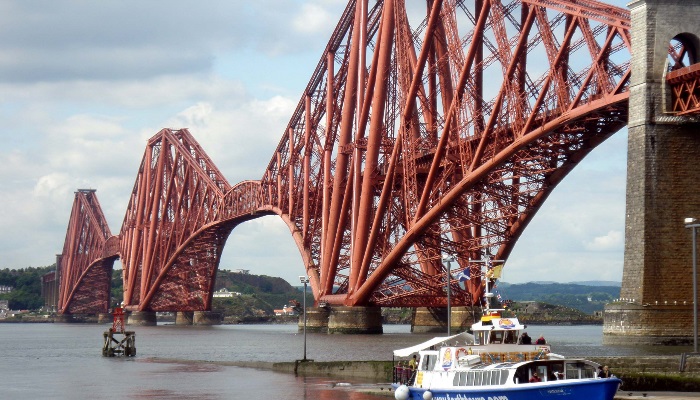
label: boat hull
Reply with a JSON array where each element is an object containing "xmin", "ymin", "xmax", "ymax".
[{"xmin": 396, "ymin": 378, "xmax": 621, "ymax": 400}]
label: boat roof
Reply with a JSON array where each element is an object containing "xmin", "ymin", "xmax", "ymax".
[{"xmin": 393, "ymin": 331, "xmax": 474, "ymax": 357}]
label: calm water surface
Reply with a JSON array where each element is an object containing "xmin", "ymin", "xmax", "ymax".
[{"xmin": 0, "ymin": 323, "xmax": 688, "ymax": 399}]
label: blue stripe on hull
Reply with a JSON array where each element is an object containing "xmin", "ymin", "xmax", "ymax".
[{"xmin": 405, "ymin": 378, "xmax": 621, "ymax": 400}]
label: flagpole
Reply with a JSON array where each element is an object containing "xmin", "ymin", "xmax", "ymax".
[
  {"xmin": 442, "ymin": 255, "xmax": 457, "ymax": 336},
  {"xmin": 470, "ymin": 257, "xmax": 505, "ymax": 313}
]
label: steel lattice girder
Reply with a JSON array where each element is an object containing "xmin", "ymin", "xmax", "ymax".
[
  {"xmin": 668, "ymin": 63, "xmax": 700, "ymax": 116},
  {"xmin": 118, "ymin": 128, "xmax": 234, "ymax": 312},
  {"xmin": 58, "ymin": 190, "xmax": 117, "ymax": 314},
  {"xmin": 260, "ymin": 0, "xmax": 631, "ymax": 307}
]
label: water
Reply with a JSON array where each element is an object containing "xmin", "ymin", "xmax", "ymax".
[{"xmin": 0, "ymin": 323, "xmax": 688, "ymax": 399}]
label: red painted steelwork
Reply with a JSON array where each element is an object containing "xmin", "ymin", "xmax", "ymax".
[
  {"xmin": 119, "ymin": 129, "xmax": 235, "ymax": 312},
  {"xmin": 58, "ymin": 0, "xmax": 634, "ymax": 314},
  {"xmin": 265, "ymin": 0, "xmax": 631, "ymax": 307},
  {"xmin": 58, "ymin": 189, "xmax": 118, "ymax": 314},
  {"xmin": 668, "ymin": 63, "xmax": 700, "ymax": 116}
]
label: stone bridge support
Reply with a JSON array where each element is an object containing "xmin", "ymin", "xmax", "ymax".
[
  {"xmin": 327, "ymin": 306, "xmax": 383, "ymax": 334},
  {"xmin": 604, "ymin": 0, "xmax": 700, "ymax": 345},
  {"xmin": 411, "ymin": 307, "xmax": 479, "ymax": 334}
]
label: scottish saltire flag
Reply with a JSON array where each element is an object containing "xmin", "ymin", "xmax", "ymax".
[{"xmin": 455, "ymin": 268, "xmax": 470, "ymax": 282}]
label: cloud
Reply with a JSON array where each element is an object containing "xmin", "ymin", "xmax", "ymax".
[
  {"xmin": 585, "ymin": 231, "xmax": 624, "ymax": 252},
  {"xmin": 293, "ymin": 4, "xmax": 335, "ymax": 34},
  {"xmin": 0, "ymin": 1, "xmax": 348, "ymax": 83},
  {"xmin": 505, "ymin": 130, "xmax": 627, "ymax": 283}
]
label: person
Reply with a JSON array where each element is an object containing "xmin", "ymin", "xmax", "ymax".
[
  {"xmin": 535, "ymin": 335, "xmax": 546, "ymax": 345},
  {"xmin": 408, "ymin": 354, "xmax": 417, "ymax": 370},
  {"xmin": 598, "ymin": 365, "xmax": 611, "ymax": 378},
  {"xmin": 520, "ymin": 332, "xmax": 532, "ymax": 344},
  {"xmin": 529, "ymin": 372, "xmax": 541, "ymax": 383},
  {"xmin": 406, "ymin": 354, "xmax": 418, "ymax": 385}
]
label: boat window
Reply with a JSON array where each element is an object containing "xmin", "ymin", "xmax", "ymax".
[
  {"xmin": 581, "ymin": 364, "xmax": 596, "ymax": 378},
  {"xmin": 500, "ymin": 370, "xmax": 509, "ymax": 385},
  {"xmin": 491, "ymin": 370, "xmax": 500, "ymax": 385},
  {"xmin": 453, "ymin": 372, "xmax": 466, "ymax": 386},
  {"xmin": 483, "ymin": 371, "xmax": 491, "ymax": 385},
  {"xmin": 421, "ymin": 354, "xmax": 437, "ymax": 371},
  {"xmin": 504, "ymin": 330, "xmax": 517, "ymax": 344},
  {"xmin": 565, "ymin": 362, "xmax": 596, "ymax": 379},
  {"xmin": 548, "ymin": 363, "xmax": 564, "ymax": 381},
  {"xmin": 466, "ymin": 371, "xmax": 475, "ymax": 386},
  {"xmin": 514, "ymin": 367, "xmax": 528, "ymax": 384},
  {"xmin": 474, "ymin": 331, "xmax": 485, "ymax": 345},
  {"xmin": 513, "ymin": 365, "xmax": 532, "ymax": 384},
  {"xmin": 489, "ymin": 330, "xmax": 504, "ymax": 344}
]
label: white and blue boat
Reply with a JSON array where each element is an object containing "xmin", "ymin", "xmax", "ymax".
[{"xmin": 392, "ymin": 310, "xmax": 621, "ymax": 400}]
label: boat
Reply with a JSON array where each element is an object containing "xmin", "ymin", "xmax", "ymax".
[{"xmin": 392, "ymin": 273, "xmax": 621, "ymax": 400}]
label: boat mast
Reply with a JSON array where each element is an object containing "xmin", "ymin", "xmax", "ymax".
[{"xmin": 470, "ymin": 256, "xmax": 504, "ymax": 314}]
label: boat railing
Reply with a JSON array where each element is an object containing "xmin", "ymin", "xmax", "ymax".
[{"xmin": 393, "ymin": 365, "xmax": 416, "ymax": 385}]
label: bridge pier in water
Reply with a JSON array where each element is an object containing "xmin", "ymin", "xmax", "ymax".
[
  {"xmin": 604, "ymin": 0, "xmax": 700, "ymax": 345},
  {"xmin": 97, "ymin": 313, "xmax": 112, "ymax": 324},
  {"xmin": 54, "ymin": 314, "xmax": 77, "ymax": 323},
  {"xmin": 327, "ymin": 306, "xmax": 383, "ymax": 334},
  {"xmin": 298, "ymin": 307, "xmax": 331, "ymax": 333},
  {"xmin": 411, "ymin": 307, "xmax": 478, "ymax": 334},
  {"xmin": 193, "ymin": 311, "xmax": 222, "ymax": 325},
  {"xmin": 127, "ymin": 311, "xmax": 157, "ymax": 326},
  {"xmin": 175, "ymin": 311, "xmax": 194, "ymax": 325}
]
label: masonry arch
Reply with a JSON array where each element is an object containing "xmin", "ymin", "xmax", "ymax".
[{"xmin": 669, "ymin": 33, "xmax": 700, "ymax": 70}]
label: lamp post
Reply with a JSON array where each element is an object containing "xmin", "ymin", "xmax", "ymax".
[
  {"xmin": 442, "ymin": 255, "xmax": 456, "ymax": 336},
  {"xmin": 686, "ymin": 218, "xmax": 700, "ymax": 353},
  {"xmin": 299, "ymin": 275, "xmax": 310, "ymax": 361}
]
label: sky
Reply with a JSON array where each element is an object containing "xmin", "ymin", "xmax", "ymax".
[{"xmin": 0, "ymin": 0, "xmax": 631, "ymax": 287}]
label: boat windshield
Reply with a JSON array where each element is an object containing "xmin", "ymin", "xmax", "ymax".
[
  {"xmin": 513, "ymin": 361, "xmax": 596, "ymax": 383},
  {"xmin": 419, "ymin": 351, "xmax": 438, "ymax": 371},
  {"xmin": 474, "ymin": 329, "xmax": 519, "ymax": 345}
]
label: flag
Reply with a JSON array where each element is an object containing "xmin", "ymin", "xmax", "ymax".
[
  {"xmin": 486, "ymin": 264, "xmax": 504, "ymax": 279},
  {"xmin": 454, "ymin": 268, "xmax": 470, "ymax": 282}
]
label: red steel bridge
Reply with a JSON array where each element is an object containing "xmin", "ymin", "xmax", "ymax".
[{"xmin": 56, "ymin": 0, "xmax": 700, "ymax": 315}]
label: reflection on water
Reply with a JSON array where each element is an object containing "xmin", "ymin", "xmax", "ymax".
[{"xmin": 0, "ymin": 323, "xmax": 690, "ymax": 399}]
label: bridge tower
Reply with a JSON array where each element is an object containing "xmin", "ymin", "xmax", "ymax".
[{"xmin": 604, "ymin": 0, "xmax": 700, "ymax": 344}]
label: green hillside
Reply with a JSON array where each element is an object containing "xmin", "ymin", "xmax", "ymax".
[
  {"xmin": 0, "ymin": 265, "xmax": 54, "ymax": 310},
  {"xmin": 111, "ymin": 269, "xmax": 310, "ymax": 321},
  {"xmin": 211, "ymin": 270, "xmax": 312, "ymax": 321},
  {"xmin": 495, "ymin": 282, "xmax": 620, "ymax": 314}
]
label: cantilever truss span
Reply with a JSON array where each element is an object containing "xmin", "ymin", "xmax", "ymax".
[
  {"xmin": 58, "ymin": 190, "xmax": 119, "ymax": 314},
  {"xmin": 58, "ymin": 0, "xmax": 637, "ymax": 314},
  {"xmin": 265, "ymin": 0, "xmax": 632, "ymax": 307}
]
